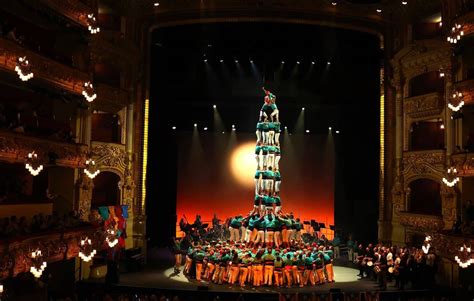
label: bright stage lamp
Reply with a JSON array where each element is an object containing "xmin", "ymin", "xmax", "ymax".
[
  {"xmin": 230, "ymin": 142, "xmax": 256, "ymax": 187},
  {"xmin": 213, "ymin": 104, "xmax": 217, "ymax": 109}
]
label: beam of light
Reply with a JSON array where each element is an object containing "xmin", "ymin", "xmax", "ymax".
[
  {"xmin": 229, "ymin": 142, "xmax": 256, "ymax": 187},
  {"xmin": 294, "ymin": 107, "xmax": 305, "ymax": 133}
]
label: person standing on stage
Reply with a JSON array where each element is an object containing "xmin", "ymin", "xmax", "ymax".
[
  {"xmin": 261, "ymin": 87, "xmax": 278, "ymax": 123},
  {"xmin": 274, "ymin": 169, "xmax": 281, "ymax": 193},
  {"xmin": 283, "ymin": 253, "xmax": 294, "ymax": 287},
  {"xmin": 274, "ymin": 146, "xmax": 281, "ymax": 171},
  {"xmin": 263, "ymin": 247, "xmax": 276, "ymax": 285},
  {"xmin": 332, "ymin": 234, "xmax": 341, "ymax": 259},
  {"xmin": 274, "ymin": 121, "xmax": 281, "ymax": 146},
  {"xmin": 173, "ymin": 238, "xmax": 183, "ymax": 273},
  {"xmin": 294, "ymin": 218, "xmax": 303, "ymax": 242},
  {"xmin": 229, "ymin": 215, "xmax": 243, "ymax": 242},
  {"xmin": 274, "ymin": 254, "xmax": 284, "ymax": 287},
  {"xmin": 256, "ymin": 119, "xmax": 264, "ymax": 145},
  {"xmin": 239, "ymin": 253, "xmax": 252, "ymax": 287},
  {"xmin": 324, "ymin": 247, "xmax": 335, "ymax": 283}
]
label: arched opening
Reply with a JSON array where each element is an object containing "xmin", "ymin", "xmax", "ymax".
[
  {"xmin": 92, "ymin": 171, "xmax": 120, "ymax": 207},
  {"xmin": 409, "ymin": 119, "xmax": 445, "ymax": 151},
  {"xmin": 408, "ymin": 179, "xmax": 442, "ymax": 216},
  {"xmin": 408, "ymin": 71, "xmax": 444, "ymax": 97},
  {"xmin": 91, "ymin": 111, "xmax": 122, "ymax": 143}
]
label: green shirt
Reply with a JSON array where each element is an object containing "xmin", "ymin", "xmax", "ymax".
[{"xmin": 230, "ymin": 217, "xmax": 243, "ymax": 228}]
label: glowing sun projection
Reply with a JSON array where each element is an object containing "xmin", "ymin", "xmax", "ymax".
[{"xmin": 230, "ymin": 142, "xmax": 256, "ymax": 187}]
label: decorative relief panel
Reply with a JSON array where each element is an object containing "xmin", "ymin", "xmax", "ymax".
[
  {"xmin": 91, "ymin": 141, "xmax": 127, "ymax": 175},
  {"xmin": 0, "ymin": 131, "xmax": 88, "ymax": 168},
  {"xmin": 0, "ymin": 226, "xmax": 99, "ymax": 280},
  {"xmin": 0, "ymin": 38, "xmax": 89, "ymax": 94},
  {"xmin": 453, "ymin": 78, "xmax": 474, "ymax": 105},
  {"xmin": 431, "ymin": 232, "xmax": 474, "ymax": 259},
  {"xmin": 403, "ymin": 92, "xmax": 444, "ymax": 118},
  {"xmin": 452, "ymin": 152, "xmax": 474, "ymax": 177},
  {"xmin": 402, "ymin": 150, "xmax": 445, "ymax": 178},
  {"xmin": 398, "ymin": 211, "xmax": 445, "ymax": 231}
]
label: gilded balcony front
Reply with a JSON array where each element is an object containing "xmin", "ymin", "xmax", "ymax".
[
  {"xmin": 39, "ymin": 0, "xmax": 93, "ymax": 28},
  {"xmin": 398, "ymin": 211, "xmax": 445, "ymax": 231},
  {"xmin": 0, "ymin": 37, "xmax": 89, "ymax": 94},
  {"xmin": 452, "ymin": 152, "xmax": 474, "ymax": 177},
  {"xmin": 0, "ymin": 130, "xmax": 88, "ymax": 168}
]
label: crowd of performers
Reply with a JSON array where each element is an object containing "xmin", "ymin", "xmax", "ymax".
[
  {"xmin": 175, "ymin": 240, "xmax": 336, "ymax": 288},
  {"xmin": 351, "ymin": 243, "xmax": 438, "ymax": 290}
]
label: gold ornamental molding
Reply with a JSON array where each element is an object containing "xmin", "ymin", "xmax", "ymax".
[
  {"xmin": 39, "ymin": 0, "xmax": 93, "ymax": 28},
  {"xmin": 451, "ymin": 152, "xmax": 474, "ymax": 177},
  {"xmin": 403, "ymin": 92, "xmax": 444, "ymax": 119},
  {"xmin": 92, "ymin": 84, "xmax": 131, "ymax": 113},
  {"xmin": 0, "ymin": 130, "xmax": 88, "ymax": 168},
  {"xmin": 431, "ymin": 232, "xmax": 474, "ymax": 259},
  {"xmin": 91, "ymin": 141, "xmax": 127, "ymax": 176},
  {"xmin": 391, "ymin": 39, "xmax": 451, "ymax": 84},
  {"xmin": 402, "ymin": 150, "xmax": 445, "ymax": 178},
  {"xmin": 0, "ymin": 38, "xmax": 89, "ymax": 95},
  {"xmin": 0, "ymin": 226, "xmax": 99, "ymax": 280},
  {"xmin": 398, "ymin": 211, "xmax": 444, "ymax": 231}
]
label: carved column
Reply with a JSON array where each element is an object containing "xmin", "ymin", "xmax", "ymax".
[
  {"xmin": 445, "ymin": 73, "xmax": 454, "ymax": 163},
  {"xmin": 441, "ymin": 185, "xmax": 457, "ymax": 230},
  {"xmin": 80, "ymin": 109, "xmax": 92, "ymax": 146},
  {"xmin": 126, "ymin": 103, "xmax": 134, "ymax": 154},
  {"xmin": 75, "ymin": 173, "xmax": 94, "ymax": 221}
]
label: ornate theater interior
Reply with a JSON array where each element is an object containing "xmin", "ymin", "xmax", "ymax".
[{"xmin": 0, "ymin": 0, "xmax": 473, "ymax": 300}]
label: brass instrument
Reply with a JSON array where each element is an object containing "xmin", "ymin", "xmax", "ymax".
[
  {"xmin": 388, "ymin": 266, "xmax": 394, "ymax": 273},
  {"xmin": 374, "ymin": 265, "xmax": 381, "ymax": 273}
]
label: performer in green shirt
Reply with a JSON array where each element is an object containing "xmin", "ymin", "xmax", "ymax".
[
  {"xmin": 254, "ymin": 169, "xmax": 263, "ymax": 195},
  {"xmin": 267, "ymin": 145, "xmax": 277, "ymax": 170},
  {"xmin": 274, "ymin": 122, "xmax": 281, "ymax": 146},
  {"xmin": 263, "ymin": 167, "xmax": 275, "ymax": 194},
  {"xmin": 263, "ymin": 250, "xmax": 276, "ymax": 285},
  {"xmin": 256, "ymin": 121, "xmax": 264, "ymax": 145},
  {"xmin": 229, "ymin": 215, "xmax": 243, "ymax": 242},
  {"xmin": 268, "ymin": 122, "xmax": 276, "ymax": 146},
  {"xmin": 255, "ymin": 144, "xmax": 263, "ymax": 171}
]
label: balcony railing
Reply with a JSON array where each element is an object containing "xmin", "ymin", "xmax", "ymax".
[
  {"xmin": 39, "ymin": 0, "xmax": 93, "ymax": 28},
  {"xmin": 452, "ymin": 152, "xmax": 474, "ymax": 177},
  {"xmin": 0, "ymin": 130, "xmax": 88, "ymax": 168},
  {"xmin": 403, "ymin": 92, "xmax": 444, "ymax": 119},
  {"xmin": 90, "ymin": 30, "xmax": 140, "ymax": 70},
  {"xmin": 0, "ymin": 37, "xmax": 89, "ymax": 94},
  {"xmin": 399, "ymin": 211, "xmax": 445, "ymax": 231},
  {"xmin": 402, "ymin": 150, "xmax": 445, "ymax": 176},
  {"xmin": 0, "ymin": 225, "xmax": 98, "ymax": 280},
  {"xmin": 91, "ymin": 141, "xmax": 127, "ymax": 174}
]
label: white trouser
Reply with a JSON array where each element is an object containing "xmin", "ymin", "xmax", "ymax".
[
  {"xmin": 275, "ymin": 132, "xmax": 280, "ymax": 145},
  {"xmin": 256, "ymin": 154, "xmax": 262, "ymax": 170},
  {"xmin": 262, "ymin": 153, "xmax": 268, "ymax": 168},
  {"xmin": 256, "ymin": 130, "xmax": 262, "ymax": 144},
  {"xmin": 268, "ymin": 130, "xmax": 275, "ymax": 145},
  {"xmin": 245, "ymin": 229, "xmax": 252, "ymax": 243},
  {"xmin": 274, "ymin": 231, "xmax": 281, "ymax": 247},
  {"xmin": 229, "ymin": 227, "xmax": 240, "ymax": 242},
  {"xmin": 275, "ymin": 206, "xmax": 282, "ymax": 214},
  {"xmin": 275, "ymin": 155, "xmax": 281, "ymax": 170},
  {"xmin": 255, "ymin": 230, "xmax": 265, "ymax": 244},
  {"xmin": 262, "ymin": 131, "xmax": 269, "ymax": 144},
  {"xmin": 255, "ymin": 179, "xmax": 261, "ymax": 194},
  {"xmin": 270, "ymin": 109, "xmax": 279, "ymax": 122},
  {"xmin": 240, "ymin": 226, "xmax": 247, "ymax": 242},
  {"xmin": 267, "ymin": 153, "xmax": 275, "ymax": 169},
  {"xmin": 264, "ymin": 179, "xmax": 273, "ymax": 192},
  {"xmin": 275, "ymin": 181, "xmax": 281, "ymax": 193}
]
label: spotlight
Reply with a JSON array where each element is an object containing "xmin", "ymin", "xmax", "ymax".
[
  {"xmin": 235, "ymin": 59, "xmax": 239, "ymax": 63},
  {"xmin": 172, "ymin": 126, "xmax": 176, "ymax": 130},
  {"xmin": 336, "ymin": 130, "xmax": 340, "ymax": 134},
  {"xmin": 302, "ymin": 107, "xmax": 305, "ymax": 111},
  {"xmin": 329, "ymin": 127, "xmax": 332, "ymax": 130},
  {"xmin": 213, "ymin": 104, "xmax": 217, "ymax": 109},
  {"xmin": 220, "ymin": 59, "xmax": 224, "ymax": 63},
  {"xmin": 204, "ymin": 127, "xmax": 208, "ymax": 131},
  {"xmin": 327, "ymin": 61, "xmax": 331, "ymax": 65},
  {"xmin": 194, "ymin": 123, "xmax": 197, "ymax": 127},
  {"xmin": 204, "ymin": 59, "xmax": 208, "ymax": 63},
  {"xmin": 232, "ymin": 124, "xmax": 235, "ymax": 128},
  {"xmin": 402, "ymin": 1, "xmax": 407, "ymax": 4},
  {"xmin": 250, "ymin": 59, "xmax": 254, "ymax": 63},
  {"xmin": 154, "ymin": 2, "xmax": 160, "ymax": 7},
  {"xmin": 376, "ymin": 8, "xmax": 382, "ymax": 13},
  {"xmin": 311, "ymin": 61, "xmax": 315, "ymax": 65},
  {"xmin": 207, "ymin": 44, "xmax": 212, "ymax": 47},
  {"xmin": 297, "ymin": 61, "xmax": 300, "ymax": 65},
  {"xmin": 222, "ymin": 131, "xmax": 225, "ymax": 134},
  {"xmin": 440, "ymin": 124, "xmax": 445, "ymax": 130},
  {"xmin": 285, "ymin": 126, "xmax": 288, "ymax": 130},
  {"xmin": 232, "ymin": 128, "xmax": 236, "ymax": 131},
  {"xmin": 306, "ymin": 130, "xmax": 310, "ymax": 133},
  {"xmin": 281, "ymin": 61, "xmax": 285, "ymax": 64},
  {"xmin": 331, "ymin": 1, "xmax": 337, "ymax": 5}
]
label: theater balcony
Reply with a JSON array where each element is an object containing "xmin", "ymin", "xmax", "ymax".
[
  {"xmin": 452, "ymin": 152, "xmax": 474, "ymax": 177},
  {"xmin": 0, "ymin": 37, "xmax": 89, "ymax": 95},
  {"xmin": 398, "ymin": 211, "xmax": 445, "ymax": 232},
  {"xmin": 36, "ymin": 0, "xmax": 94, "ymax": 28},
  {"xmin": 0, "ymin": 224, "xmax": 99, "ymax": 280},
  {"xmin": 0, "ymin": 130, "xmax": 87, "ymax": 168}
]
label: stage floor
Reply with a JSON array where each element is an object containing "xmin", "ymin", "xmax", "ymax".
[{"xmin": 109, "ymin": 264, "xmax": 402, "ymax": 294}]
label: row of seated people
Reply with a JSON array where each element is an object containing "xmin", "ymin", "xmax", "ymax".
[
  {"xmin": 177, "ymin": 241, "xmax": 335, "ymax": 288},
  {"xmin": 0, "ymin": 211, "xmax": 83, "ymax": 239},
  {"xmin": 351, "ymin": 242, "xmax": 438, "ymax": 290}
]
